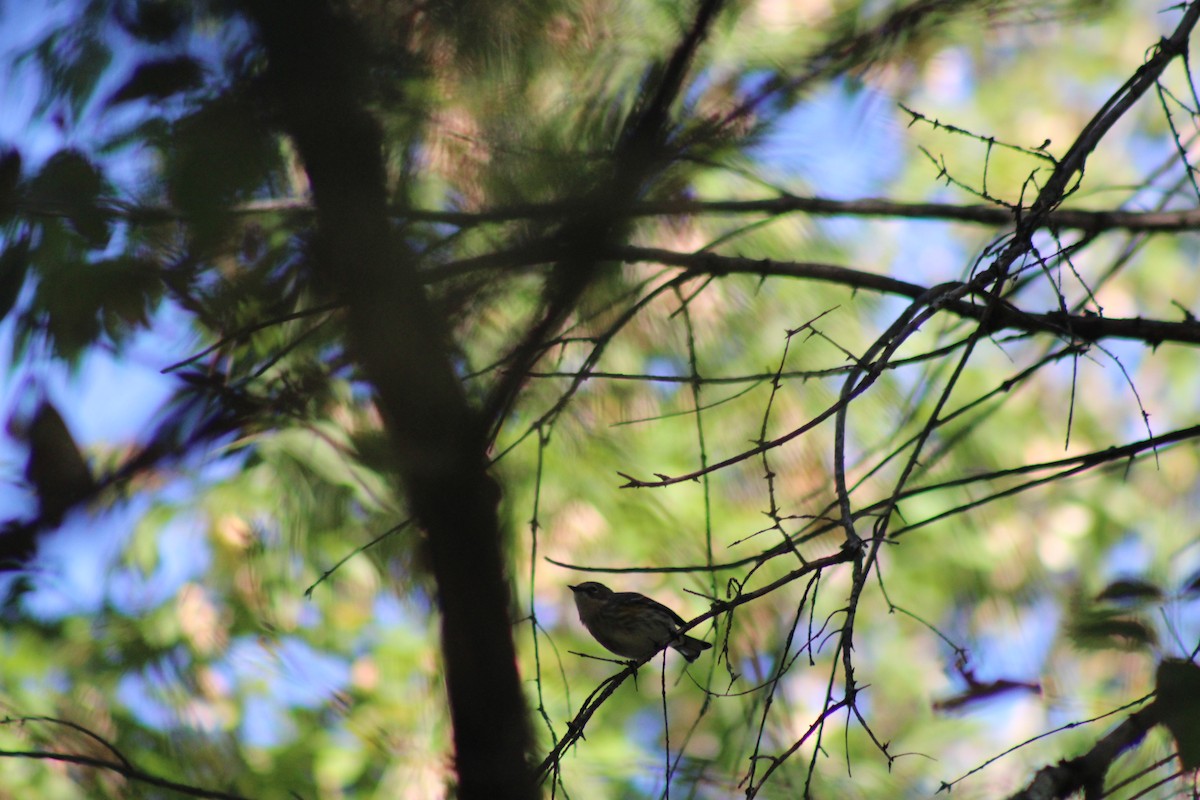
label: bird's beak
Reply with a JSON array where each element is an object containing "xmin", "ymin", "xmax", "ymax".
[{"xmin": 568, "ymin": 584, "xmax": 580, "ymax": 592}]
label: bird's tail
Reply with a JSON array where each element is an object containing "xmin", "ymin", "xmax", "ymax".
[{"xmin": 672, "ymin": 634, "xmax": 713, "ymax": 663}]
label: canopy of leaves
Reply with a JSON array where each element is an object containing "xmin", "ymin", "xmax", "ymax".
[{"xmin": 0, "ymin": 0, "xmax": 1199, "ymax": 798}]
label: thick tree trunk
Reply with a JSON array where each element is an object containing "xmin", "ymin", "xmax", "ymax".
[{"xmin": 246, "ymin": 3, "xmax": 536, "ymax": 797}]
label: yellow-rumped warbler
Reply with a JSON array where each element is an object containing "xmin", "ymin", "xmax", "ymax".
[{"xmin": 569, "ymin": 581, "xmax": 713, "ymax": 662}]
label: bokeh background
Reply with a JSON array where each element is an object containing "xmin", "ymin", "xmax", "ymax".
[{"xmin": 0, "ymin": 0, "xmax": 1198, "ymax": 798}]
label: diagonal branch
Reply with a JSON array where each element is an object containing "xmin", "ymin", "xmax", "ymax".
[
  {"xmin": 1006, "ymin": 701, "xmax": 1164, "ymax": 800},
  {"xmin": 981, "ymin": 0, "xmax": 1200, "ymax": 286},
  {"xmin": 479, "ymin": 0, "xmax": 729, "ymax": 439}
]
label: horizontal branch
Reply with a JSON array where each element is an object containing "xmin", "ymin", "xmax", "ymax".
[
  {"xmin": 609, "ymin": 411, "xmax": 1200, "ymax": 538},
  {"xmin": 614, "ymin": 245, "xmax": 1200, "ymax": 347},
  {"xmin": 11, "ymin": 194, "xmax": 1200, "ymax": 233},
  {"xmin": 633, "ymin": 196, "xmax": 1200, "ymax": 233}
]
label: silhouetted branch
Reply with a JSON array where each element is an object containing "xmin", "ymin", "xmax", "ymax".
[
  {"xmin": 613, "ymin": 245, "xmax": 1200, "ymax": 347},
  {"xmin": 0, "ymin": 738, "xmax": 250, "ymax": 800},
  {"xmin": 16, "ymin": 193, "xmax": 1200, "ymax": 233},
  {"xmin": 1006, "ymin": 702, "xmax": 1163, "ymax": 800}
]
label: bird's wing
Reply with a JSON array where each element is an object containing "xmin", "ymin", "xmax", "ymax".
[{"xmin": 616, "ymin": 592, "xmax": 687, "ymax": 626}]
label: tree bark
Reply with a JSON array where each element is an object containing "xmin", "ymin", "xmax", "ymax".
[{"xmin": 245, "ymin": 2, "xmax": 535, "ymax": 797}]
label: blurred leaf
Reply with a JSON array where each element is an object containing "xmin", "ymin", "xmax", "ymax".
[
  {"xmin": 0, "ymin": 147, "xmax": 21, "ymax": 206},
  {"xmin": 20, "ymin": 26, "xmax": 112, "ymax": 120},
  {"xmin": 1183, "ymin": 569, "xmax": 1200, "ymax": 598},
  {"xmin": 24, "ymin": 400, "xmax": 96, "ymax": 524},
  {"xmin": 34, "ymin": 265, "xmax": 102, "ymax": 361},
  {"xmin": 116, "ymin": 0, "xmax": 189, "ymax": 43},
  {"xmin": 1155, "ymin": 659, "xmax": 1200, "ymax": 769},
  {"xmin": 33, "ymin": 255, "xmax": 162, "ymax": 358},
  {"xmin": 27, "ymin": 149, "xmax": 111, "ymax": 248},
  {"xmin": 92, "ymin": 256, "xmax": 164, "ymax": 334},
  {"xmin": 1095, "ymin": 578, "xmax": 1163, "ymax": 605},
  {"xmin": 0, "ymin": 235, "xmax": 30, "ymax": 323},
  {"xmin": 107, "ymin": 56, "xmax": 205, "ymax": 106},
  {"xmin": 0, "ymin": 521, "xmax": 38, "ymax": 573},
  {"xmin": 29, "ymin": 150, "xmax": 104, "ymax": 202},
  {"xmin": 1069, "ymin": 608, "xmax": 1157, "ymax": 651},
  {"xmin": 166, "ymin": 98, "xmax": 282, "ymax": 245}
]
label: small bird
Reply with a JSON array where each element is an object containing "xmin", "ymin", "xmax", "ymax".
[{"xmin": 569, "ymin": 581, "xmax": 712, "ymax": 663}]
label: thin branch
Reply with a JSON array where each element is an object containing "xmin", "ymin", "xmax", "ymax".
[
  {"xmin": 981, "ymin": 0, "xmax": 1200, "ymax": 287},
  {"xmin": 549, "ymin": 421, "xmax": 1200, "ymax": 575},
  {"xmin": 1005, "ymin": 701, "xmax": 1164, "ymax": 800},
  {"xmin": 940, "ymin": 695, "xmax": 1155, "ymax": 793},
  {"xmin": 0, "ymin": 749, "xmax": 251, "ymax": 800},
  {"xmin": 537, "ymin": 549, "xmax": 857, "ymax": 779}
]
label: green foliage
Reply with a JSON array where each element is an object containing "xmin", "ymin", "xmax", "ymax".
[
  {"xmin": 26, "ymin": 254, "xmax": 161, "ymax": 359},
  {"xmin": 27, "ymin": 150, "xmax": 111, "ymax": 247},
  {"xmin": 19, "ymin": 14, "xmax": 112, "ymax": 121},
  {"xmin": 0, "ymin": 147, "xmax": 22, "ymax": 206},
  {"xmin": 165, "ymin": 97, "xmax": 285, "ymax": 247},
  {"xmin": 2, "ymin": 0, "xmax": 1200, "ymax": 798},
  {"xmin": 0, "ymin": 235, "xmax": 31, "ymax": 324}
]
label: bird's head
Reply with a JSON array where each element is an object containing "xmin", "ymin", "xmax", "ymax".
[
  {"xmin": 569, "ymin": 581, "xmax": 612, "ymax": 597},
  {"xmin": 568, "ymin": 581, "xmax": 613, "ymax": 612}
]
